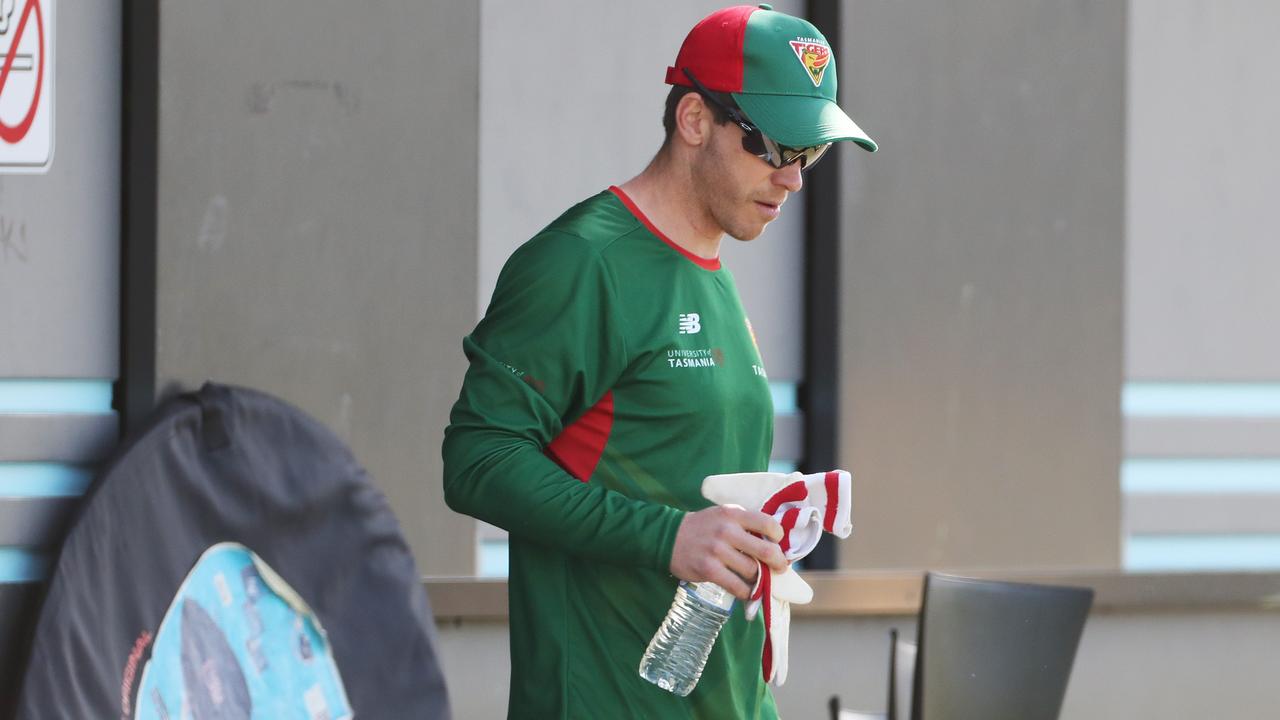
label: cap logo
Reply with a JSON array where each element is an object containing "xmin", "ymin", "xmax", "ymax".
[{"xmin": 789, "ymin": 38, "xmax": 830, "ymax": 87}]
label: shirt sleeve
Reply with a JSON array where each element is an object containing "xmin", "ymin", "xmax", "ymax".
[{"xmin": 442, "ymin": 231, "xmax": 683, "ymax": 572}]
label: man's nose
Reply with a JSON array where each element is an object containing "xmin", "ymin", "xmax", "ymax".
[{"xmin": 773, "ymin": 161, "xmax": 803, "ymax": 193}]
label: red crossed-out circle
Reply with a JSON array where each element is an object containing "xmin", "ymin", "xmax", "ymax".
[{"xmin": 0, "ymin": 0, "xmax": 45, "ymax": 144}]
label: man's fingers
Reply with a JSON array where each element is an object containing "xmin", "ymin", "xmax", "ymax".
[
  {"xmin": 706, "ymin": 565, "xmax": 753, "ymax": 600},
  {"xmin": 745, "ymin": 536, "xmax": 789, "ymax": 574},
  {"xmin": 717, "ymin": 543, "xmax": 761, "ymax": 586},
  {"xmin": 723, "ymin": 512, "xmax": 789, "ymax": 573},
  {"xmin": 729, "ymin": 507, "xmax": 784, "ymax": 543}
]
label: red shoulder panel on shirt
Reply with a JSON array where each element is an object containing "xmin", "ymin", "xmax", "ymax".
[{"xmin": 547, "ymin": 391, "xmax": 615, "ymax": 482}]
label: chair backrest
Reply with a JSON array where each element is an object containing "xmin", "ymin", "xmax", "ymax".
[
  {"xmin": 911, "ymin": 573, "xmax": 1093, "ymax": 720},
  {"xmin": 888, "ymin": 630, "xmax": 917, "ymax": 720}
]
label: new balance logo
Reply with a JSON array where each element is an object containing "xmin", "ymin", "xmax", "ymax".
[{"xmin": 678, "ymin": 313, "xmax": 701, "ymax": 335}]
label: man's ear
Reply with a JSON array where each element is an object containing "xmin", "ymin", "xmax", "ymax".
[{"xmin": 674, "ymin": 92, "xmax": 712, "ymax": 148}]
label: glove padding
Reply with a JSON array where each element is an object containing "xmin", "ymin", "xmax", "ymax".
[{"xmin": 702, "ymin": 470, "xmax": 852, "ymax": 686}]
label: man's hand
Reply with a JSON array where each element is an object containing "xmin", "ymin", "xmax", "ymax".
[{"xmin": 669, "ymin": 505, "xmax": 790, "ymax": 600}]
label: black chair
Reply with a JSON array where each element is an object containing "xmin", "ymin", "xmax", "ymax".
[{"xmin": 831, "ymin": 572, "xmax": 1094, "ymax": 720}]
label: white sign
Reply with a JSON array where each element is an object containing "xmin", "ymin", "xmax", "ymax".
[{"xmin": 0, "ymin": 0, "xmax": 53, "ymax": 173}]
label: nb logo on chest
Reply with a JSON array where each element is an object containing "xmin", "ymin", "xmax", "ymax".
[{"xmin": 678, "ymin": 313, "xmax": 702, "ymax": 335}]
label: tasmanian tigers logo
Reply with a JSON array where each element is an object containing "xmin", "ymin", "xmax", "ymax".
[{"xmin": 789, "ymin": 39, "xmax": 830, "ymax": 87}]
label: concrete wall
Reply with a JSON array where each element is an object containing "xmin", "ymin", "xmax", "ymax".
[
  {"xmin": 149, "ymin": 0, "xmax": 479, "ymax": 576},
  {"xmin": 835, "ymin": 1, "xmax": 1126, "ymax": 570},
  {"xmin": 1127, "ymin": 0, "xmax": 1280, "ymax": 381},
  {"xmin": 0, "ymin": 7, "xmax": 118, "ymax": 377},
  {"xmin": 1120, "ymin": 0, "xmax": 1280, "ymax": 564},
  {"xmin": 0, "ymin": 1, "xmax": 121, "ymax": 712}
]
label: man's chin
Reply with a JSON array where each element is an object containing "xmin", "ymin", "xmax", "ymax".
[{"xmin": 727, "ymin": 222, "xmax": 769, "ymax": 242}]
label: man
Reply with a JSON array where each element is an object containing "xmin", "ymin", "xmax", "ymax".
[{"xmin": 443, "ymin": 5, "xmax": 876, "ymax": 718}]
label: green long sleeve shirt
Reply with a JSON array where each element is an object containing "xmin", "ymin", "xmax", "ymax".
[{"xmin": 443, "ymin": 187, "xmax": 777, "ymax": 719}]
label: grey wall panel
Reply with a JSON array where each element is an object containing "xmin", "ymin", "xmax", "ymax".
[
  {"xmin": 0, "ymin": 497, "xmax": 77, "ymax": 545},
  {"xmin": 1126, "ymin": 417, "xmax": 1280, "ymax": 458},
  {"xmin": 0, "ymin": 414, "xmax": 117, "ymax": 462},
  {"xmin": 0, "ymin": 1, "xmax": 119, "ymax": 377},
  {"xmin": 152, "ymin": 1, "xmax": 479, "ymax": 576},
  {"xmin": 1060, "ymin": 609, "xmax": 1280, "ymax": 718},
  {"xmin": 478, "ymin": 0, "xmax": 806, "ymax": 381},
  {"xmin": 0, "ymin": 1, "xmax": 121, "ymax": 696},
  {"xmin": 1122, "ymin": 1, "xmax": 1280, "ymax": 568},
  {"xmin": 837, "ymin": 1, "xmax": 1124, "ymax": 569},
  {"xmin": 1125, "ymin": 493, "xmax": 1280, "ymax": 535},
  {"xmin": 771, "ymin": 412, "xmax": 804, "ymax": 464},
  {"xmin": 1127, "ymin": 0, "xmax": 1280, "ymax": 381}
]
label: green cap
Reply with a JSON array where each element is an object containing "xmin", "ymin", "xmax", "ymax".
[{"xmin": 665, "ymin": 5, "xmax": 877, "ymax": 151}]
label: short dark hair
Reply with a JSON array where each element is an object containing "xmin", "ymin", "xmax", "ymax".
[{"xmin": 661, "ymin": 84, "xmax": 738, "ymax": 146}]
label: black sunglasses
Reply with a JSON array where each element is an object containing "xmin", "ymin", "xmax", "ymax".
[{"xmin": 682, "ymin": 68, "xmax": 831, "ymax": 171}]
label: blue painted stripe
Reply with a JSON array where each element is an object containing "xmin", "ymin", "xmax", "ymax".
[
  {"xmin": 767, "ymin": 461, "xmax": 798, "ymax": 474},
  {"xmin": 770, "ymin": 382, "xmax": 798, "ymax": 415},
  {"xmin": 1123, "ymin": 459, "xmax": 1280, "ymax": 494},
  {"xmin": 478, "ymin": 539, "xmax": 509, "ymax": 578},
  {"xmin": 0, "ymin": 379, "xmax": 114, "ymax": 414},
  {"xmin": 0, "ymin": 463, "xmax": 94, "ymax": 497},
  {"xmin": 0, "ymin": 547, "xmax": 50, "ymax": 583},
  {"xmin": 1125, "ymin": 535, "xmax": 1280, "ymax": 571},
  {"xmin": 1125, "ymin": 382, "xmax": 1280, "ymax": 418}
]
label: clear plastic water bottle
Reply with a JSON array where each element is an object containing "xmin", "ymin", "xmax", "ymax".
[{"xmin": 639, "ymin": 580, "xmax": 736, "ymax": 696}]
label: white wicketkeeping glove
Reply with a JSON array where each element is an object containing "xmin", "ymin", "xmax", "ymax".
[{"xmin": 702, "ymin": 470, "xmax": 853, "ymax": 686}]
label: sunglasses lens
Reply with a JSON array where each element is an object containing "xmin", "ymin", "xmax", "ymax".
[
  {"xmin": 795, "ymin": 143, "xmax": 831, "ymax": 170},
  {"xmin": 772, "ymin": 143, "xmax": 830, "ymax": 170},
  {"xmin": 740, "ymin": 130, "xmax": 772, "ymax": 163},
  {"xmin": 756, "ymin": 132, "xmax": 832, "ymax": 171}
]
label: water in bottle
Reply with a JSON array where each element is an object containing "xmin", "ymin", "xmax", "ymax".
[{"xmin": 639, "ymin": 580, "xmax": 736, "ymax": 696}]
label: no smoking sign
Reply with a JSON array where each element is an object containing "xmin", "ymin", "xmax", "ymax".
[{"xmin": 0, "ymin": 0, "xmax": 54, "ymax": 172}]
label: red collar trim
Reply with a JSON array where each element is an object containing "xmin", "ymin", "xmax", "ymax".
[{"xmin": 608, "ymin": 186, "xmax": 721, "ymax": 271}]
